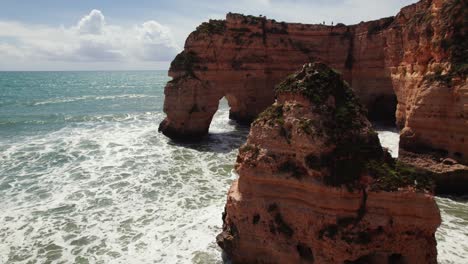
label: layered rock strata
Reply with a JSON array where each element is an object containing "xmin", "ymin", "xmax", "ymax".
[
  {"xmin": 159, "ymin": 0, "xmax": 467, "ymax": 165},
  {"xmin": 217, "ymin": 63, "xmax": 441, "ymax": 263}
]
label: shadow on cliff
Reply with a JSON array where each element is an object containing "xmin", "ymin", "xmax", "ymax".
[
  {"xmin": 167, "ymin": 120, "xmax": 250, "ymax": 154},
  {"xmin": 440, "ymin": 195, "xmax": 468, "ymax": 202}
]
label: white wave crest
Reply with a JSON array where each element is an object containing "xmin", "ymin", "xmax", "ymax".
[{"xmin": 32, "ymin": 94, "xmax": 159, "ymax": 106}]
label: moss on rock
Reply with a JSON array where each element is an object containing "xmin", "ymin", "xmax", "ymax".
[
  {"xmin": 275, "ymin": 63, "xmax": 366, "ymax": 140},
  {"xmin": 253, "ymin": 104, "xmax": 284, "ymax": 127},
  {"xmin": 170, "ymin": 51, "xmax": 200, "ymax": 76},
  {"xmin": 367, "ymin": 17, "xmax": 394, "ymax": 36},
  {"xmin": 367, "ymin": 160, "xmax": 434, "ymax": 192},
  {"xmin": 257, "ymin": 62, "xmax": 432, "ymax": 191},
  {"xmin": 440, "ymin": 0, "xmax": 468, "ymax": 78},
  {"xmin": 421, "ymin": 0, "xmax": 467, "ymax": 84},
  {"xmin": 194, "ymin": 20, "xmax": 227, "ymax": 35}
]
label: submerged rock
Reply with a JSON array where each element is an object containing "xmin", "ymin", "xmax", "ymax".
[
  {"xmin": 218, "ymin": 62, "xmax": 441, "ymax": 263},
  {"xmin": 398, "ymin": 149, "xmax": 468, "ymax": 195}
]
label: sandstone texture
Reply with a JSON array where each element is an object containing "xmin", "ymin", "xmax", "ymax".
[
  {"xmin": 159, "ymin": 0, "xmax": 467, "ymax": 165},
  {"xmin": 217, "ymin": 63, "xmax": 441, "ymax": 263},
  {"xmin": 389, "ymin": 0, "xmax": 467, "ymax": 165}
]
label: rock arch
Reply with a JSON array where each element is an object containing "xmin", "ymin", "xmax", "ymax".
[
  {"xmin": 367, "ymin": 94, "xmax": 398, "ymax": 126},
  {"xmin": 158, "ymin": 14, "xmax": 396, "ymax": 141},
  {"xmin": 159, "ymin": 1, "xmax": 468, "ymax": 165},
  {"xmin": 158, "ymin": 73, "xmax": 273, "ymax": 140}
]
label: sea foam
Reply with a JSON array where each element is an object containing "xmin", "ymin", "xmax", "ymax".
[{"xmin": 0, "ymin": 94, "xmax": 466, "ymax": 263}]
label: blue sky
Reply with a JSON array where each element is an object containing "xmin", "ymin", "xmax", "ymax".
[{"xmin": 0, "ymin": 0, "xmax": 417, "ymax": 71}]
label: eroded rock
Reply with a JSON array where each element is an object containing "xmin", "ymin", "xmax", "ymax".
[
  {"xmin": 159, "ymin": 0, "xmax": 467, "ymax": 166},
  {"xmin": 218, "ymin": 62, "xmax": 441, "ymax": 263}
]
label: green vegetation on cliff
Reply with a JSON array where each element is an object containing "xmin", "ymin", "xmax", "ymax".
[
  {"xmin": 253, "ymin": 104, "xmax": 284, "ymax": 127},
  {"xmin": 275, "ymin": 62, "xmax": 367, "ymax": 138},
  {"xmin": 367, "ymin": 17, "xmax": 394, "ymax": 35},
  {"xmin": 420, "ymin": 0, "xmax": 467, "ymax": 84},
  {"xmin": 170, "ymin": 51, "xmax": 199, "ymax": 74},
  {"xmin": 440, "ymin": 0, "xmax": 467, "ymax": 78},
  {"xmin": 227, "ymin": 12, "xmax": 266, "ymax": 25},
  {"xmin": 265, "ymin": 62, "xmax": 433, "ymax": 192},
  {"xmin": 194, "ymin": 20, "xmax": 227, "ymax": 35},
  {"xmin": 367, "ymin": 160, "xmax": 434, "ymax": 192}
]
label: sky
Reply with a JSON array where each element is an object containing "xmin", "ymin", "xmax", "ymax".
[{"xmin": 0, "ymin": 0, "xmax": 417, "ymax": 71}]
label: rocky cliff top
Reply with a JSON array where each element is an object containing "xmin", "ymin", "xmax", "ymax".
[
  {"xmin": 274, "ymin": 62, "xmax": 368, "ymax": 139},
  {"xmin": 243, "ymin": 62, "xmax": 434, "ymax": 192},
  {"xmin": 160, "ymin": 0, "xmax": 467, "ymax": 188},
  {"xmin": 220, "ymin": 62, "xmax": 441, "ymax": 263}
]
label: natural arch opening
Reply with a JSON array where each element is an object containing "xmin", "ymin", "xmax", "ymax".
[
  {"xmin": 367, "ymin": 94, "xmax": 398, "ymax": 126},
  {"xmin": 208, "ymin": 96, "xmax": 251, "ymax": 138}
]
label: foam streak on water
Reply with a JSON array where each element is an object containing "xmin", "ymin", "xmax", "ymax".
[
  {"xmin": 375, "ymin": 126, "xmax": 399, "ymax": 158},
  {"xmin": 0, "ymin": 108, "xmax": 248, "ymax": 263},
  {"xmin": 0, "ymin": 72, "xmax": 466, "ymax": 263}
]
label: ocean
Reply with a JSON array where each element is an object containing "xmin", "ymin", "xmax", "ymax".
[{"xmin": 0, "ymin": 71, "xmax": 466, "ymax": 263}]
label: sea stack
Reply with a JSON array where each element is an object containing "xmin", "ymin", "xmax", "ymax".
[
  {"xmin": 159, "ymin": 0, "xmax": 467, "ymax": 179},
  {"xmin": 217, "ymin": 62, "xmax": 441, "ymax": 263}
]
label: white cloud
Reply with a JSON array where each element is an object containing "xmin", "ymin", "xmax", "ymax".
[
  {"xmin": 0, "ymin": 10, "xmax": 180, "ymax": 70},
  {"xmin": 134, "ymin": 21, "xmax": 180, "ymax": 61},
  {"xmin": 0, "ymin": 1, "xmax": 417, "ymax": 70},
  {"xmin": 77, "ymin": 9, "xmax": 105, "ymax": 35}
]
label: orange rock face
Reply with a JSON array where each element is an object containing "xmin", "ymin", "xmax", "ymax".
[
  {"xmin": 159, "ymin": 0, "xmax": 467, "ymax": 164},
  {"xmin": 387, "ymin": 0, "xmax": 467, "ymax": 164},
  {"xmin": 217, "ymin": 63, "xmax": 441, "ymax": 263}
]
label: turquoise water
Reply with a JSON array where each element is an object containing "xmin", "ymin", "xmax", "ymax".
[
  {"xmin": 0, "ymin": 71, "xmax": 466, "ymax": 263},
  {"xmin": 0, "ymin": 72, "xmax": 165, "ymax": 138}
]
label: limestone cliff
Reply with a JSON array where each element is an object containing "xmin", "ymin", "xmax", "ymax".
[
  {"xmin": 159, "ymin": 12, "xmax": 394, "ymax": 140},
  {"xmin": 217, "ymin": 62, "xmax": 441, "ymax": 263},
  {"xmin": 387, "ymin": 0, "xmax": 467, "ymax": 164},
  {"xmin": 159, "ymin": 0, "xmax": 467, "ymax": 165}
]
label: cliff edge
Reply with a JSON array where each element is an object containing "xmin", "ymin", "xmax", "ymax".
[
  {"xmin": 159, "ymin": 0, "xmax": 467, "ymax": 167},
  {"xmin": 217, "ymin": 62, "xmax": 441, "ymax": 263}
]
